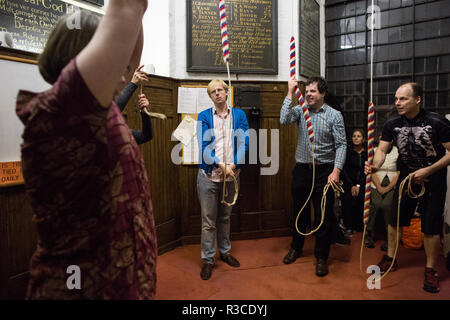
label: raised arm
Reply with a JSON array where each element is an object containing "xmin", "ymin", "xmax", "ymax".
[
  {"xmin": 77, "ymin": 0, "xmax": 147, "ymax": 107},
  {"xmin": 280, "ymin": 79, "xmax": 302, "ymax": 125},
  {"xmin": 131, "ymin": 94, "xmax": 153, "ymax": 144},
  {"xmin": 116, "ymin": 83, "xmax": 138, "ymax": 112},
  {"xmin": 131, "ymin": 113, "xmax": 153, "ymax": 145}
]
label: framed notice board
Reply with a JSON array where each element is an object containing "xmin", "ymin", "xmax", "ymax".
[
  {"xmin": 299, "ymin": 0, "xmax": 320, "ymax": 78},
  {"xmin": 0, "ymin": 0, "xmax": 104, "ymax": 55},
  {"xmin": 186, "ymin": 0, "xmax": 278, "ymax": 74}
]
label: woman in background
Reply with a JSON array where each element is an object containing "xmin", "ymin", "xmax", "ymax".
[{"xmin": 341, "ymin": 129, "xmax": 367, "ymax": 235}]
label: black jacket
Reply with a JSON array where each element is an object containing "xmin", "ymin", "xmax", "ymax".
[
  {"xmin": 342, "ymin": 147, "xmax": 367, "ymax": 193},
  {"xmin": 115, "ymin": 82, "xmax": 153, "ymax": 145}
]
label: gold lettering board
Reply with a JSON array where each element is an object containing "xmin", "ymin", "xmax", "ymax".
[{"xmin": 187, "ymin": 0, "xmax": 278, "ymax": 74}]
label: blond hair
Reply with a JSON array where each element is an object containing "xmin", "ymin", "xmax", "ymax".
[{"xmin": 206, "ymin": 79, "xmax": 229, "ymax": 96}]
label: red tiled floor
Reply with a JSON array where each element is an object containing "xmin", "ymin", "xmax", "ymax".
[{"xmin": 155, "ymin": 233, "xmax": 450, "ymax": 300}]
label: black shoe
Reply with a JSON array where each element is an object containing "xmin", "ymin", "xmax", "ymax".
[
  {"xmin": 219, "ymin": 253, "xmax": 240, "ymax": 267},
  {"xmin": 381, "ymin": 242, "xmax": 388, "ymax": 252},
  {"xmin": 316, "ymin": 258, "xmax": 329, "ymax": 277},
  {"xmin": 364, "ymin": 234, "xmax": 375, "ymax": 248},
  {"xmin": 283, "ymin": 248, "xmax": 302, "ymax": 264},
  {"xmin": 200, "ymin": 263, "xmax": 214, "ymax": 280},
  {"xmin": 344, "ymin": 229, "xmax": 354, "ymax": 236},
  {"xmin": 335, "ymin": 229, "xmax": 351, "ymax": 246}
]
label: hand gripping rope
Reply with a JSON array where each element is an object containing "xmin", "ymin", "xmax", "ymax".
[
  {"xmin": 219, "ymin": 0, "xmax": 238, "ymax": 207},
  {"xmin": 138, "ymin": 83, "xmax": 167, "ymax": 120}
]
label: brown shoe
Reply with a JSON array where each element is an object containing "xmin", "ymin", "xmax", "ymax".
[
  {"xmin": 219, "ymin": 253, "xmax": 240, "ymax": 267},
  {"xmin": 377, "ymin": 255, "xmax": 398, "ymax": 274},
  {"xmin": 200, "ymin": 263, "xmax": 214, "ymax": 280},
  {"xmin": 316, "ymin": 258, "xmax": 328, "ymax": 277},
  {"xmin": 423, "ymin": 267, "xmax": 440, "ymax": 293},
  {"xmin": 283, "ymin": 248, "xmax": 302, "ymax": 264}
]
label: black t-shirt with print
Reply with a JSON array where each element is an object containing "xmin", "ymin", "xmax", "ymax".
[{"xmin": 381, "ymin": 109, "xmax": 450, "ymax": 170}]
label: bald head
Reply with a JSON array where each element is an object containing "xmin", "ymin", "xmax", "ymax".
[
  {"xmin": 395, "ymin": 82, "xmax": 422, "ymax": 119},
  {"xmin": 400, "ymin": 82, "xmax": 423, "ymax": 100}
]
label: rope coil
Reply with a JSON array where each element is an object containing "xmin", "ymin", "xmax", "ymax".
[
  {"xmin": 295, "ymin": 179, "xmax": 344, "ymax": 236},
  {"xmin": 221, "ymin": 175, "xmax": 239, "ymax": 206}
]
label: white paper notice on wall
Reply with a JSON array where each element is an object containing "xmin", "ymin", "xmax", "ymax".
[
  {"xmin": 197, "ymin": 90, "xmax": 212, "ymax": 114},
  {"xmin": 177, "ymin": 86, "xmax": 215, "ymax": 114},
  {"xmin": 177, "ymin": 87, "xmax": 197, "ymax": 114},
  {"xmin": 173, "ymin": 115, "xmax": 196, "ymax": 146}
]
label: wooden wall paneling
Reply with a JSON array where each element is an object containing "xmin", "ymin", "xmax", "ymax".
[
  {"xmin": 174, "ymin": 80, "xmax": 203, "ymax": 245},
  {"xmin": 0, "ymin": 185, "xmax": 36, "ymax": 299},
  {"xmin": 123, "ymin": 76, "xmax": 182, "ymax": 253},
  {"xmin": 260, "ymin": 82, "xmax": 288, "ymax": 117},
  {"xmin": 150, "ymin": 77, "xmax": 182, "ymax": 253},
  {"xmin": 229, "ymin": 81, "xmax": 292, "ymax": 237},
  {"xmin": 232, "ymin": 83, "xmax": 263, "ymax": 235},
  {"xmin": 0, "ymin": 189, "xmax": 9, "ymax": 299},
  {"xmin": 178, "ymin": 165, "xmax": 200, "ymax": 236},
  {"xmin": 259, "ymin": 83, "xmax": 293, "ymax": 232}
]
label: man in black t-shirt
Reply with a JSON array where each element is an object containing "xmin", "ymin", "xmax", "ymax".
[{"xmin": 365, "ymin": 82, "xmax": 450, "ymax": 293}]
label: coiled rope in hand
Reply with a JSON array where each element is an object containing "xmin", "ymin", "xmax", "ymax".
[{"xmin": 295, "ymin": 179, "xmax": 344, "ymax": 236}]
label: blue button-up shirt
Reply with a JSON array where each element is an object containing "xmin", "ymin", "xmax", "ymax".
[{"xmin": 280, "ymin": 97, "xmax": 347, "ymax": 170}]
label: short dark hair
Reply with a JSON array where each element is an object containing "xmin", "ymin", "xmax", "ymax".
[
  {"xmin": 38, "ymin": 10, "xmax": 100, "ymax": 84},
  {"xmin": 404, "ymin": 82, "xmax": 423, "ymax": 100},
  {"xmin": 306, "ymin": 76, "xmax": 328, "ymax": 94}
]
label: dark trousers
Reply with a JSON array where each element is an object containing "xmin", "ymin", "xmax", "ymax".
[
  {"xmin": 341, "ymin": 188, "xmax": 364, "ymax": 232},
  {"xmin": 290, "ymin": 163, "xmax": 338, "ymax": 260},
  {"xmin": 390, "ymin": 167, "xmax": 446, "ymax": 235}
]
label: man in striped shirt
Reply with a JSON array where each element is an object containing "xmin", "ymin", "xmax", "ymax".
[{"xmin": 280, "ymin": 76, "xmax": 348, "ymax": 277}]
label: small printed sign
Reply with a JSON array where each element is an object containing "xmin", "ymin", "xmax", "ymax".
[{"xmin": 0, "ymin": 161, "xmax": 24, "ymax": 187}]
